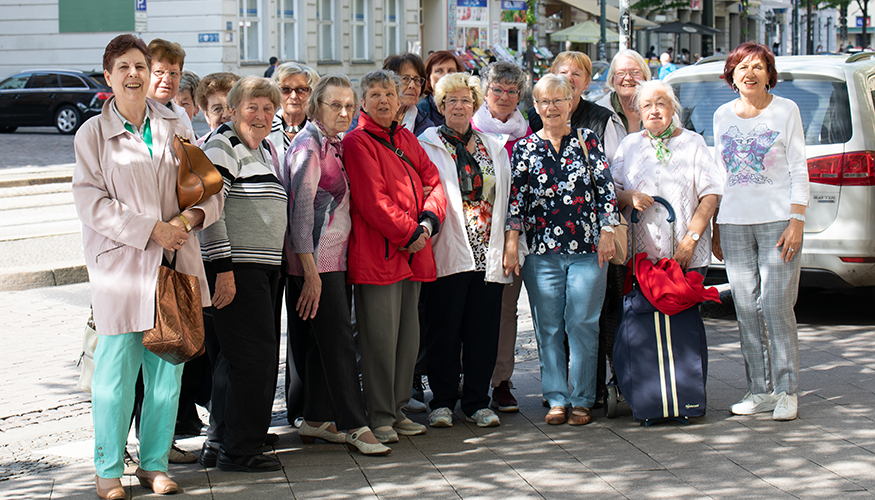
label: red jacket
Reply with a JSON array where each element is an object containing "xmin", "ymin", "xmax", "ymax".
[{"xmin": 343, "ymin": 112, "xmax": 446, "ymax": 285}]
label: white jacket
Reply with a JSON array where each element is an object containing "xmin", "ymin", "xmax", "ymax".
[{"xmin": 419, "ymin": 127, "xmax": 521, "ymax": 284}]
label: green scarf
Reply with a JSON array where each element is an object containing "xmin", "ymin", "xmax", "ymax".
[{"xmin": 647, "ymin": 122, "xmax": 675, "ymax": 164}]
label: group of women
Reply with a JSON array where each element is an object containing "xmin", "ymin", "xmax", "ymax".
[{"xmin": 74, "ymin": 34, "xmax": 807, "ymax": 499}]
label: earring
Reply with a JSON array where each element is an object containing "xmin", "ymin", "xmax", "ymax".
[
  {"xmin": 732, "ymin": 83, "xmax": 739, "ymax": 93},
  {"xmin": 765, "ymin": 84, "xmax": 771, "ymax": 92}
]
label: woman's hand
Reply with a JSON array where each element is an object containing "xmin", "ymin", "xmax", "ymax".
[
  {"xmin": 673, "ymin": 236, "xmax": 696, "ymax": 272},
  {"xmin": 212, "ymin": 271, "xmax": 236, "ymax": 309},
  {"xmin": 598, "ymin": 230, "xmax": 615, "ymax": 268},
  {"xmin": 423, "ymin": 185, "xmax": 433, "ymax": 197},
  {"xmin": 150, "ymin": 221, "xmax": 189, "ymax": 251},
  {"xmin": 503, "ymin": 230, "xmax": 520, "ymax": 277},
  {"xmin": 777, "ymin": 219, "xmax": 804, "ymax": 262},
  {"xmin": 297, "ymin": 273, "xmax": 322, "ymax": 319},
  {"xmin": 629, "ymin": 190, "xmax": 655, "ymax": 212}
]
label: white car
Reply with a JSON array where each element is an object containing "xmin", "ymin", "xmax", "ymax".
[{"xmin": 665, "ymin": 54, "xmax": 875, "ymax": 288}]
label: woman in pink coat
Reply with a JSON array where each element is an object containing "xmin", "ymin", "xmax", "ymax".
[{"xmin": 72, "ymin": 34, "xmax": 221, "ymax": 499}]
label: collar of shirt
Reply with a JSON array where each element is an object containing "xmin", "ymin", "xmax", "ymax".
[{"xmin": 111, "ymin": 100, "xmax": 152, "ymax": 138}]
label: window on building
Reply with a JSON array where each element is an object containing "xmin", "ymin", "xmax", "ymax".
[
  {"xmin": 239, "ymin": 0, "xmax": 261, "ymax": 62},
  {"xmin": 384, "ymin": 0, "xmax": 402, "ymax": 56},
  {"xmin": 279, "ymin": 0, "xmax": 297, "ymax": 61},
  {"xmin": 317, "ymin": 0, "xmax": 337, "ymax": 61},
  {"xmin": 352, "ymin": 0, "xmax": 371, "ymax": 60}
]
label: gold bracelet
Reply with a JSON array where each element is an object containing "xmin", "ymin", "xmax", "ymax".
[{"xmin": 177, "ymin": 213, "xmax": 192, "ymax": 232}]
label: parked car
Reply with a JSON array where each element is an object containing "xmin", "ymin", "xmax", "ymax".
[
  {"xmin": 665, "ymin": 53, "xmax": 875, "ymax": 288},
  {"xmin": 0, "ymin": 69, "xmax": 112, "ymax": 134},
  {"xmin": 584, "ymin": 61, "xmax": 610, "ymax": 102}
]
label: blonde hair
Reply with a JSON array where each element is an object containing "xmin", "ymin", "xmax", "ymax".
[
  {"xmin": 533, "ymin": 74, "xmax": 572, "ymax": 101},
  {"xmin": 227, "ymin": 76, "xmax": 282, "ymax": 112},
  {"xmin": 551, "ymin": 51, "xmax": 592, "ymax": 79},
  {"xmin": 434, "ymin": 73, "xmax": 484, "ymax": 114}
]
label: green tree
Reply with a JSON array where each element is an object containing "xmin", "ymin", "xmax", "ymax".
[
  {"xmin": 525, "ymin": 0, "xmax": 536, "ymax": 108},
  {"xmin": 821, "ymin": 0, "xmax": 851, "ymax": 48},
  {"xmin": 629, "ymin": 0, "xmax": 688, "ymax": 15}
]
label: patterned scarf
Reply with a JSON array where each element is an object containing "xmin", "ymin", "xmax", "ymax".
[
  {"xmin": 647, "ymin": 122, "xmax": 675, "ymax": 164},
  {"xmin": 313, "ymin": 119, "xmax": 343, "ymax": 157},
  {"xmin": 439, "ymin": 124, "xmax": 482, "ymax": 201}
]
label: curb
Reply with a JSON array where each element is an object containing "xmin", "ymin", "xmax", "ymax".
[
  {"xmin": 0, "ymin": 165, "xmax": 75, "ymax": 189},
  {"xmin": 0, "ymin": 262, "xmax": 88, "ymax": 292}
]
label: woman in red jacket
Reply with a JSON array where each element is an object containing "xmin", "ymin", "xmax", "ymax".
[{"xmin": 343, "ymin": 69, "xmax": 447, "ymax": 444}]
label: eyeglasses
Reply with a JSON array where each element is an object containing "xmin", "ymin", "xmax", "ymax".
[
  {"xmin": 153, "ymin": 69, "xmax": 181, "ymax": 80},
  {"xmin": 535, "ymin": 98, "xmax": 570, "ymax": 108},
  {"xmin": 400, "ymin": 75, "xmax": 426, "ymax": 87},
  {"xmin": 281, "ymin": 86, "xmax": 311, "ymax": 96},
  {"xmin": 320, "ymin": 101, "xmax": 356, "ymax": 114},
  {"xmin": 489, "ymin": 87, "xmax": 520, "ymax": 98},
  {"xmin": 614, "ymin": 69, "xmax": 644, "ymax": 79},
  {"xmin": 445, "ymin": 97, "xmax": 473, "ymax": 108}
]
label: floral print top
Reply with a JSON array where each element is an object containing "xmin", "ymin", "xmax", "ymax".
[
  {"xmin": 506, "ymin": 129, "xmax": 619, "ymax": 255},
  {"xmin": 440, "ymin": 134, "xmax": 495, "ymax": 271}
]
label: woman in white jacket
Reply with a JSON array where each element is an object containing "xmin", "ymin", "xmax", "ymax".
[{"xmin": 418, "ymin": 72, "xmax": 516, "ymax": 429}]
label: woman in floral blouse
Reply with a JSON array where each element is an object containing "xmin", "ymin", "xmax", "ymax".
[
  {"xmin": 503, "ymin": 74, "xmax": 619, "ymax": 426},
  {"xmin": 418, "ymin": 73, "xmax": 516, "ymax": 429}
]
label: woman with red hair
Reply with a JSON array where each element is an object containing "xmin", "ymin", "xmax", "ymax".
[{"xmin": 417, "ymin": 50, "xmax": 466, "ymax": 127}]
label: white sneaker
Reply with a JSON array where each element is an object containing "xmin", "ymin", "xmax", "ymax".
[
  {"xmin": 466, "ymin": 408, "xmax": 500, "ymax": 427},
  {"xmin": 428, "ymin": 407, "xmax": 453, "ymax": 427},
  {"xmin": 403, "ymin": 397, "xmax": 428, "ymax": 413},
  {"xmin": 772, "ymin": 392, "xmax": 798, "ymax": 421},
  {"xmin": 730, "ymin": 392, "xmax": 778, "ymax": 415}
]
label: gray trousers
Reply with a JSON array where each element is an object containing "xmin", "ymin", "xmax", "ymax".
[
  {"xmin": 721, "ymin": 221, "xmax": 801, "ymax": 396},
  {"xmin": 354, "ymin": 279, "xmax": 422, "ymax": 429}
]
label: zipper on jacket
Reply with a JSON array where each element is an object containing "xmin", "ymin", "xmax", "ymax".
[{"xmin": 385, "ymin": 237, "xmax": 390, "ymax": 260}]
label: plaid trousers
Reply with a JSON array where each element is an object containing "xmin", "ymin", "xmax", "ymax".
[{"xmin": 721, "ymin": 221, "xmax": 801, "ymax": 396}]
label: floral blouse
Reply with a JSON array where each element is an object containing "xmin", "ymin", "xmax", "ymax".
[
  {"xmin": 440, "ymin": 134, "xmax": 495, "ymax": 271},
  {"xmin": 506, "ymin": 129, "xmax": 619, "ymax": 255}
]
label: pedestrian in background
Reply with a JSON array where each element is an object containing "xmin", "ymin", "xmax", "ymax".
[
  {"xmin": 657, "ymin": 52, "xmax": 677, "ymax": 80},
  {"xmin": 712, "ymin": 42, "xmax": 808, "ymax": 421},
  {"xmin": 264, "ymin": 56, "xmax": 278, "ymax": 78},
  {"xmin": 73, "ymin": 34, "xmax": 221, "ymax": 499}
]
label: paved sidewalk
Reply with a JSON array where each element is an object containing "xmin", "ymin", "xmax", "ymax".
[{"xmin": 2, "ymin": 283, "xmax": 875, "ymax": 499}]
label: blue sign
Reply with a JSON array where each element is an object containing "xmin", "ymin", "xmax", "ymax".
[
  {"xmin": 198, "ymin": 33, "xmax": 220, "ymax": 43},
  {"xmin": 458, "ymin": 0, "xmax": 488, "ymax": 7},
  {"xmin": 857, "ymin": 17, "xmax": 871, "ymax": 27},
  {"xmin": 136, "ymin": 0, "xmax": 147, "ymax": 12},
  {"xmin": 226, "ymin": 21, "xmax": 233, "ymax": 31},
  {"xmin": 501, "ymin": 1, "xmax": 526, "ymax": 9}
]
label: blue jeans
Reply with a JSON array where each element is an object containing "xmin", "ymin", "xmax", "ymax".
[{"xmin": 523, "ymin": 253, "xmax": 607, "ymax": 408}]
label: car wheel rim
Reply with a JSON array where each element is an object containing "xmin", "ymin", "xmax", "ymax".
[{"xmin": 58, "ymin": 109, "xmax": 77, "ymax": 132}]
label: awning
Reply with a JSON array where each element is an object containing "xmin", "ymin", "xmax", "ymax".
[
  {"xmin": 550, "ymin": 20, "xmax": 620, "ymax": 43},
  {"xmin": 558, "ymin": 0, "xmax": 657, "ymax": 28}
]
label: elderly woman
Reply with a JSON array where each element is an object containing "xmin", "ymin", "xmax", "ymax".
[
  {"xmin": 470, "ymin": 61, "xmax": 530, "ymax": 412},
  {"xmin": 282, "ymin": 74, "xmax": 390, "ymax": 456},
  {"xmin": 528, "ymin": 51, "xmax": 624, "ymax": 163},
  {"xmin": 344, "ymin": 69, "xmax": 446, "ymax": 444},
  {"xmin": 269, "ymin": 62, "xmax": 319, "ymax": 158},
  {"xmin": 174, "ymin": 70, "xmax": 200, "ymax": 120},
  {"xmin": 504, "ymin": 74, "xmax": 619, "ymax": 426},
  {"xmin": 418, "ymin": 72, "xmax": 513, "ymax": 428},
  {"xmin": 385, "ymin": 53, "xmax": 434, "ymax": 135},
  {"xmin": 195, "ymin": 72, "xmax": 240, "ymax": 144},
  {"xmin": 146, "ymin": 38, "xmax": 194, "ymax": 136},
  {"xmin": 612, "ymin": 80, "xmax": 722, "ymax": 272},
  {"xmin": 199, "ymin": 76, "xmax": 287, "ymax": 472},
  {"xmin": 72, "ymin": 34, "xmax": 220, "ymax": 498},
  {"xmin": 596, "ymin": 50, "xmax": 651, "ymax": 137},
  {"xmin": 417, "ymin": 50, "xmax": 466, "ymax": 127},
  {"xmin": 712, "ymin": 42, "xmax": 808, "ymax": 421}
]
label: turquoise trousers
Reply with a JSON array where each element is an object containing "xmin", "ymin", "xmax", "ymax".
[{"xmin": 91, "ymin": 332, "xmax": 183, "ymax": 478}]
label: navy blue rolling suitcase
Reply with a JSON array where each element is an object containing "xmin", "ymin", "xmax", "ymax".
[{"xmin": 609, "ymin": 196, "xmax": 708, "ymax": 425}]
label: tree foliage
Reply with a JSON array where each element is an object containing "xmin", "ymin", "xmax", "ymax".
[{"xmin": 630, "ymin": 0, "xmax": 689, "ymax": 15}]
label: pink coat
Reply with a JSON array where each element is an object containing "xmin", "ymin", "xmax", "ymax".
[{"xmin": 72, "ymin": 98, "xmax": 222, "ymax": 335}]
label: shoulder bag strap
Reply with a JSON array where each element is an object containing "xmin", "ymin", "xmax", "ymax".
[{"xmin": 364, "ymin": 130, "xmax": 416, "ymax": 170}]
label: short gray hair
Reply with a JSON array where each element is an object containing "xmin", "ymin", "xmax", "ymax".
[
  {"xmin": 605, "ymin": 50, "xmax": 651, "ymax": 92},
  {"xmin": 307, "ymin": 74, "xmax": 359, "ymax": 121},
  {"xmin": 273, "ymin": 62, "xmax": 319, "ymax": 89},
  {"xmin": 634, "ymin": 80, "xmax": 682, "ymax": 123},
  {"xmin": 533, "ymin": 74, "xmax": 572, "ymax": 101},
  {"xmin": 178, "ymin": 70, "xmax": 201, "ymax": 99},
  {"xmin": 360, "ymin": 69, "xmax": 401, "ymax": 98},
  {"xmin": 480, "ymin": 61, "xmax": 527, "ymax": 95}
]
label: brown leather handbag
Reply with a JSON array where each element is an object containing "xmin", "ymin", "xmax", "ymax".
[
  {"xmin": 142, "ymin": 253, "xmax": 206, "ymax": 365},
  {"xmin": 174, "ymin": 134, "xmax": 223, "ymax": 211}
]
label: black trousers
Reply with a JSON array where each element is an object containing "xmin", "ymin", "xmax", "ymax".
[
  {"xmin": 284, "ymin": 276, "xmax": 307, "ymax": 425},
  {"xmin": 208, "ymin": 267, "xmax": 280, "ymax": 456},
  {"xmin": 287, "ymin": 272, "xmax": 368, "ymax": 431},
  {"xmin": 424, "ymin": 271, "xmax": 503, "ymax": 417}
]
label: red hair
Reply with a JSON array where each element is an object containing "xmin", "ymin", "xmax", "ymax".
[
  {"xmin": 722, "ymin": 42, "xmax": 778, "ymax": 90},
  {"xmin": 423, "ymin": 50, "xmax": 465, "ymax": 95}
]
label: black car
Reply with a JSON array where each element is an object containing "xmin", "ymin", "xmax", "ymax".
[{"xmin": 0, "ymin": 69, "xmax": 112, "ymax": 134}]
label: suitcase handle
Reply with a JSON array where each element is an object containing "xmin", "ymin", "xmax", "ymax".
[{"xmin": 631, "ymin": 195, "xmax": 676, "ymax": 224}]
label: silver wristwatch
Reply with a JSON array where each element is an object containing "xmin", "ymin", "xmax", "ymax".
[
  {"xmin": 686, "ymin": 231, "xmax": 700, "ymax": 242},
  {"xmin": 789, "ymin": 213, "xmax": 806, "ymax": 223}
]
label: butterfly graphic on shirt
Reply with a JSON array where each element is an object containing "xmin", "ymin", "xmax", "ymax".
[{"xmin": 721, "ymin": 124, "xmax": 779, "ymax": 186}]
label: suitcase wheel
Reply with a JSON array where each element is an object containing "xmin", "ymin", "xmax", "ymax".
[{"xmin": 605, "ymin": 385, "xmax": 619, "ymax": 419}]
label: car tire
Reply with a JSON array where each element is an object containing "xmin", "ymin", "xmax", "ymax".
[
  {"xmin": 55, "ymin": 105, "xmax": 81, "ymax": 134},
  {"xmin": 0, "ymin": 126, "xmax": 17, "ymax": 133}
]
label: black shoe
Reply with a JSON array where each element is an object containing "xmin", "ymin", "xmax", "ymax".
[
  {"xmin": 216, "ymin": 449, "xmax": 281, "ymax": 473},
  {"xmin": 412, "ymin": 375, "xmax": 425, "ymax": 402},
  {"xmin": 264, "ymin": 433, "xmax": 280, "ymax": 446},
  {"xmin": 199, "ymin": 443, "xmax": 218, "ymax": 468},
  {"xmin": 174, "ymin": 420, "xmax": 205, "ymax": 437}
]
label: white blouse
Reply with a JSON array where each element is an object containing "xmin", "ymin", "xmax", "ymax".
[{"xmin": 612, "ymin": 128, "xmax": 724, "ymax": 269}]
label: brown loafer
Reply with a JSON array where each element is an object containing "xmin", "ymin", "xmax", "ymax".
[
  {"xmin": 135, "ymin": 468, "xmax": 178, "ymax": 495},
  {"xmin": 95, "ymin": 475, "xmax": 126, "ymax": 500},
  {"xmin": 545, "ymin": 405, "xmax": 567, "ymax": 425},
  {"xmin": 568, "ymin": 406, "xmax": 592, "ymax": 426}
]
